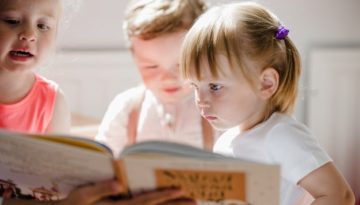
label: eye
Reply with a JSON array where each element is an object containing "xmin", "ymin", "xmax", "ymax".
[
  {"xmin": 209, "ymin": 83, "xmax": 223, "ymax": 91},
  {"xmin": 3, "ymin": 19, "xmax": 20, "ymax": 25},
  {"xmin": 38, "ymin": 23, "xmax": 50, "ymax": 31},
  {"xmin": 143, "ymin": 65, "xmax": 158, "ymax": 69},
  {"xmin": 189, "ymin": 82, "xmax": 199, "ymax": 90}
]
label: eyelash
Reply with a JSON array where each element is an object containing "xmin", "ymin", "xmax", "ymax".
[
  {"xmin": 3, "ymin": 19, "xmax": 20, "ymax": 25},
  {"xmin": 38, "ymin": 23, "xmax": 50, "ymax": 31},
  {"xmin": 189, "ymin": 83, "xmax": 223, "ymax": 92},
  {"xmin": 3, "ymin": 19, "xmax": 50, "ymax": 31},
  {"xmin": 190, "ymin": 83, "xmax": 198, "ymax": 90},
  {"xmin": 144, "ymin": 65, "xmax": 158, "ymax": 69},
  {"xmin": 209, "ymin": 83, "xmax": 223, "ymax": 91}
]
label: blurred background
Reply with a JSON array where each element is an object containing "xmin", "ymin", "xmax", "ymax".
[{"xmin": 39, "ymin": 0, "xmax": 360, "ymax": 201}]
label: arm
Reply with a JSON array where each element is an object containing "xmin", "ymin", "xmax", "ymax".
[
  {"xmin": 46, "ymin": 89, "xmax": 71, "ymax": 134},
  {"xmin": 298, "ymin": 162, "xmax": 355, "ymax": 205},
  {"xmin": 96, "ymin": 91, "xmax": 135, "ymax": 156},
  {"xmin": 3, "ymin": 180, "xmax": 195, "ymax": 205}
]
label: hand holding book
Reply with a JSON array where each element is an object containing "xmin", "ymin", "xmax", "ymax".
[{"xmin": 2, "ymin": 180, "xmax": 194, "ymax": 205}]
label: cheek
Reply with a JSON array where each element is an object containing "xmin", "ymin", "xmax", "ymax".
[
  {"xmin": 139, "ymin": 70, "xmax": 161, "ymax": 87},
  {"xmin": 212, "ymin": 93, "xmax": 241, "ymax": 114},
  {"xmin": 39, "ymin": 34, "xmax": 57, "ymax": 53},
  {"xmin": 0, "ymin": 33, "xmax": 11, "ymax": 49}
]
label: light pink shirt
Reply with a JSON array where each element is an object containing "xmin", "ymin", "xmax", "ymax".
[
  {"xmin": 97, "ymin": 86, "xmax": 215, "ymax": 157},
  {"xmin": 0, "ymin": 74, "xmax": 58, "ymax": 134}
]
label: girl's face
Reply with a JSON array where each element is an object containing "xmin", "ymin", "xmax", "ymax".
[
  {"xmin": 131, "ymin": 31, "xmax": 192, "ymax": 104},
  {"xmin": 189, "ymin": 55, "xmax": 267, "ymax": 131},
  {"xmin": 0, "ymin": 0, "xmax": 61, "ymax": 72}
]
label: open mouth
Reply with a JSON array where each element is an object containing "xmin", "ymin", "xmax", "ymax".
[{"xmin": 10, "ymin": 51, "xmax": 34, "ymax": 58}]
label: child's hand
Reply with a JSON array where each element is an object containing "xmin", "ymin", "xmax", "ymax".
[
  {"xmin": 56, "ymin": 180, "xmax": 122, "ymax": 205},
  {"xmin": 118, "ymin": 189, "xmax": 196, "ymax": 205},
  {"xmin": 58, "ymin": 180, "xmax": 196, "ymax": 205}
]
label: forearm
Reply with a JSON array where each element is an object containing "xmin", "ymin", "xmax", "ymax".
[
  {"xmin": 2, "ymin": 199, "xmax": 60, "ymax": 205},
  {"xmin": 299, "ymin": 162, "xmax": 355, "ymax": 205},
  {"xmin": 311, "ymin": 192, "xmax": 355, "ymax": 205}
]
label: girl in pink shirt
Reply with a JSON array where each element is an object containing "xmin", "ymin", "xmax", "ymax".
[
  {"xmin": 0, "ymin": 0, "xmax": 70, "ymax": 134},
  {"xmin": 0, "ymin": 1, "xmax": 192, "ymax": 205}
]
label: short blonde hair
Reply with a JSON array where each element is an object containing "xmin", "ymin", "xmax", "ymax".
[
  {"xmin": 181, "ymin": 2, "xmax": 301, "ymax": 118},
  {"xmin": 123, "ymin": 0, "xmax": 206, "ymax": 40}
]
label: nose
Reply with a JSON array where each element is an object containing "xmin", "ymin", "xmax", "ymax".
[
  {"xmin": 19, "ymin": 26, "xmax": 37, "ymax": 42},
  {"xmin": 162, "ymin": 64, "xmax": 179, "ymax": 79},
  {"xmin": 195, "ymin": 89, "xmax": 210, "ymax": 109},
  {"xmin": 197, "ymin": 100, "xmax": 210, "ymax": 109}
]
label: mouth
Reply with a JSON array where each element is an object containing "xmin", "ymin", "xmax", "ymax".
[
  {"xmin": 10, "ymin": 50, "xmax": 34, "ymax": 57},
  {"xmin": 203, "ymin": 115, "xmax": 217, "ymax": 121},
  {"xmin": 163, "ymin": 87, "xmax": 181, "ymax": 93}
]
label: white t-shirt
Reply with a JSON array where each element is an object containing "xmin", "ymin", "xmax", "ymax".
[
  {"xmin": 213, "ymin": 112, "xmax": 331, "ymax": 205},
  {"xmin": 96, "ymin": 86, "xmax": 206, "ymax": 157}
]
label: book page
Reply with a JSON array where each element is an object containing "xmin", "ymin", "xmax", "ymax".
[
  {"xmin": 122, "ymin": 155, "xmax": 279, "ymax": 205},
  {"xmin": 156, "ymin": 169, "xmax": 246, "ymax": 201},
  {"xmin": 0, "ymin": 133, "xmax": 114, "ymax": 200}
]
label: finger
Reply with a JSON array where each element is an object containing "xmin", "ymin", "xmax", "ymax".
[
  {"xmin": 71, "ymin": 180, "xmax": 122, "ymax": 204},
  {"xmin": 132, "ymin": 189, "xmax": 186, "ymax": 205},
  {"xmin": 159, "ymin": 198, "xmax": 197, "ymax": 205}
]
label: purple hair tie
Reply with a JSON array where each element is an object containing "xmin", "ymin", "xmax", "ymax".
[{"xmin": 275, "ymin": 25, "xmax": 289, "ymax": 40}]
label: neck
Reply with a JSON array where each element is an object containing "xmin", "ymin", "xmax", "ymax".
[
  {"xmin": 238, "ymin": 104, "xmax": 269, "ymax": 132},
  {"xmin": 161, "ymin": 94, "xmax": 192, "ymax": 114},
  {"xmin": 163, "ymin": 103, "xmax": 177, "ymax": 115},
  {"xmin": 156, "ymin": 102, "xmax": 180, "ymax": 130},
  {"xmin": 0, "ymin": 70, "xmax": 35, "ymax": 104}
]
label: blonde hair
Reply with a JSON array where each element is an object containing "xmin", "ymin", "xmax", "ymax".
[
  {"xmin": 181, "ymin": 2, "xmax": 301, "ymax": 119},
  {"xmin": 123, "ymin": 0, "xmax": 206, "ymax": 40}
]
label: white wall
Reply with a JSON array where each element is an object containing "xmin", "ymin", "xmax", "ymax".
[
  {"xmin": 59, "ymin": 0, "xmax": 360, "ymax": 50},
  {"xmin": 57, "ymin": 0, "xmax": 360, "ymax": 122}
]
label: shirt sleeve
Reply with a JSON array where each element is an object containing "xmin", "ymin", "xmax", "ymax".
[
  {"xmin": 265, "ymin": 122, "xmax": 332, "ymax": 184},
  {"xmin": 0, "ymin": 197, "xmax": 3, "ymax": 205},
  {"xmin": 96, "ymin": 87, "xmax": 139, "ymax": 157}
]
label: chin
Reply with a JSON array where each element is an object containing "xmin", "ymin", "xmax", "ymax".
[
  {"xmin": 162, "ymin": 93, "xmax": 190, "ymax": 104},
  {"xmin": 210, "ymin": 120, "xmax": 238, "ymax": 131},
  {"xmin": 208, "ymin": 122, "xmax": 227, "ymax": 131},
  {"xmin": 159, "ymin": 96, "xmax": 181, "ymax": 104}
]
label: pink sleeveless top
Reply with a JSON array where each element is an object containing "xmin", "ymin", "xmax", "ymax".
[{"xmin": 0, "ymin": 74, "xmax": 58, "ymax": 134}]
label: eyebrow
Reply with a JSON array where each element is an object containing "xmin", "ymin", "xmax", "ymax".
[
  {"xmin": 1, "ymin": 2, "xmax": 60, "ymax": 17},
  {"xmin": 41, "ymin": 9, "xmax": 58, "ymax": 19}
]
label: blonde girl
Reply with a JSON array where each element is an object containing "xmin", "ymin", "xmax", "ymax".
[{"xmin": 180, "ymin": 2, "xmax": 355, "ymax": 205}]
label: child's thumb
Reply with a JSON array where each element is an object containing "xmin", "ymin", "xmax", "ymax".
[{"xmin": 71, "ymin": 180, "xmax": 122, "ymax": 204}]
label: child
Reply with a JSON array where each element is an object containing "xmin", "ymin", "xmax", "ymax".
[
  {"xmin": 96, "ymin": 0, "xmax": 216, "ymax": 156},
  {"xmin": 0, "ymin": 0, "xmax": 70, "ymax": 134},
  {"xmin": 180, "ymin": 2, "xmax": 355, "ymax": 205},
  {"xmin": 0, "ymin": 1, "xmax": 191, "ymax": 205}
]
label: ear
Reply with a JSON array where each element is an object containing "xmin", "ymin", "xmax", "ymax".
[{"xmin": 258, "ymin": 68, "xmax": 279, "ymax": 100}]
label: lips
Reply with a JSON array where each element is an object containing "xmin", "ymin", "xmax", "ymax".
[
  {"xmin": 204, "ymin": 115, "xmax": 217, "ymax": 121},
  {"xmin": 10, "ymin": 50, "xmax": 34, "ymax": 57},
  {"xmin": 9, "ymin": 50, "xmax": 34, "ymax": 62},
  {"xmin": 163, "ymin": 87, "xmax": 180, "ymax": 93}
]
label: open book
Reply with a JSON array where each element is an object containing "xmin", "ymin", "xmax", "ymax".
[{"xmin": 0, "ymin": 130, "xmax": 280, "ymax": 205}]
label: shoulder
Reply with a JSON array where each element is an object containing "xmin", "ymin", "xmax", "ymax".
[
  {"xmin": 35, "ymin": 74, "xmax": 59, "ymax": 91},
  {"xmin": 99, "ymin": 85, "xmax": 147, "ymax": 128},
  {"xmin": 46, "ymin": 88, "xmax": 71, "ymax": 134},
  {"xmin": 108, "ymin": 85, "xmax": 146, "ymax": 110},
  {"xmin": 264, "ymin": 113, "xmax": 316, "ymax": 148},
  {"xmin": 264, "ymin": 112, "xmax": 331, "ymax": 183}
]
